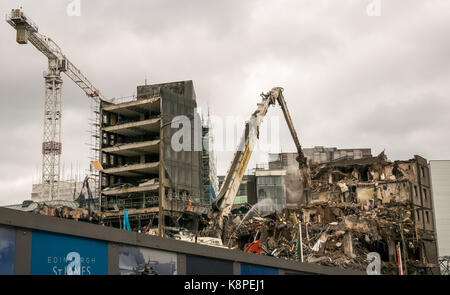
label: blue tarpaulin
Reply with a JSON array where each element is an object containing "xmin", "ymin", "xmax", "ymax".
[{"xmin": 123, "ymin": 210, "xmax": 131, "ymax": 231}]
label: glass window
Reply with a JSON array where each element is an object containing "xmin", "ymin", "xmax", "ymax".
[{"xmin": 274, "ymin": 176, "xmax": 281, "ymax": 185}]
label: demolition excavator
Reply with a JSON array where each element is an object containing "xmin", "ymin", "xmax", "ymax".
[{"xmin": 204, "ymin": 87, "xmax": 309, "ymax": 241}]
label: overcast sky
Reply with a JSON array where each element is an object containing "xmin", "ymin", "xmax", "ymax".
[{"xmin": 0, "ymin": 0, "xmax": 449, "ymax": 205}]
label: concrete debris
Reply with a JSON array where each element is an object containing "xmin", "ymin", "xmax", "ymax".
[
  {"xmin": 33, "ymin": 203, "xmax": 105, "ymax": 223},
  {"xmin": 226, "ymin": 204, "xmax": 432, "ymax": 274}
]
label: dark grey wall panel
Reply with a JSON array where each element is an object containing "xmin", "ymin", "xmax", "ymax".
[
  {"xmin": 177, "ymin": 253, "xmax": 187, "ymax": 275},
  {"xmin": 160, "ymin": 81, "xmax": 203, "ymax": 203},
  {"xmin": 186, "ymin": 255, "xmax": 233, "ymax": 275},
  {"xmin": 108, "ymin": 243, "xmax": 120, "ymax": 275},
  {"xmin": 233, "ymin": 261, "xmax": 240, "ymax": 275},
  {"xmin": 13, "ymin": 227, "xmax": 31, "ymax": 275}
]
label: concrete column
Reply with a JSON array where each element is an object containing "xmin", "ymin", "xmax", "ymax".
[
  {"xmin": 107, "ymin": 243, "xmax": 120, "ymax": 275},
  {"xmin": 343, "ymin": 232, "xmax": 355, "ymax": 258},
  {"xmin": 177, "ymin": 254, "xmax": 187, "ymax": 275},
  {"xmin": 233, "ymin": 261, "xmax": 240, "ymax": 275}
]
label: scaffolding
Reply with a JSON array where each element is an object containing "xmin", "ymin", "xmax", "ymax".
[
  {"xmin": 88, "ymin": 97, "xmax": 101, "ymax": 199},
  {"xmin": 439, "ymin": 256, "xmax": 450, "ymax": 275},
  {"xmin": 201, "ymin": 112, "xmax": 219, "ymax": 205}
]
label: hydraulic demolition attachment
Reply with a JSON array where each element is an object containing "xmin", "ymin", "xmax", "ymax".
[{"xmin": 205, "ymin": 87, "xmax": 308, "ymax": 240}]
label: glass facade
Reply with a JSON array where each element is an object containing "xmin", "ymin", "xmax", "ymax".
[{"xmin": 256, "ymin": 175, "xmax": 286, "ymax": 212}]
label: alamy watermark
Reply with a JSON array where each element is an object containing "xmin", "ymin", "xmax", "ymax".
[
  {"xmin": 66, "ymin": 0, "xmax": 81, "ymax": 17},
  {"xmin": 366, "ymin": 252, "xmax": 381, "ymax": 275},
  {"xmin": 366, "ymin": 0, "xmax": 382, "ymax": 17},
  {"xmin": 165, "ymin": 108, "xmax": 281, "ymax": 154}
]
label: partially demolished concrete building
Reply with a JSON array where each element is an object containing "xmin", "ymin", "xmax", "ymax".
[
  {"xmin": 228, "ymin": 152, "xmax": 440, "ymax": 274},
  {"xmin": 99, "ymin": 81, "xmax": 208, "ymax": 230},
  {"xmin": 304, "ymin": 152, "xmax": 439, "ymax": 274}
]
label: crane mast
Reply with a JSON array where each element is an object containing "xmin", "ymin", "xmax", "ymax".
[{"xmin": 7, "ymin": 9, "xmax": 106, "ymax": 200}]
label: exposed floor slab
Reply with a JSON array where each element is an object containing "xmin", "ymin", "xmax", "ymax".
[
  {"xmin": 102, "ymin": 140, "xmax": 160, "ymax": 157},
  {"xmin": 102, "ymin": 96, "xmax": 160, "ymax": 117},
  {"xmin": 102, "ymin": 183, "xmax": 159, "ymax": 196},
  {"xmin": 102, "ymin": 162, "xmax": 159, "ymax": 177},
  {"xmin": 102, "ymin": 118, "xmax": 160, "ymax": 136}
]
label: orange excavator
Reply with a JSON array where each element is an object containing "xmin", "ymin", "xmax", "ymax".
[{"xmin": 245, "ymin": 240, "xmax": 262, "ymax": 254}]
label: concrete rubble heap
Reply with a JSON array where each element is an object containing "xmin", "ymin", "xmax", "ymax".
[{"xmin": 32, "ymin": 203, "xmax": 105, "ymax": 223}]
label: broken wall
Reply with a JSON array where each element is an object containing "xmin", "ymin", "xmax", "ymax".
[{"xmin": 356, "ymin": 181, "xmax": 411, "ymax": 204}]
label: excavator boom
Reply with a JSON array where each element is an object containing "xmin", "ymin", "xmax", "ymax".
[
  {"xmin": 206, "ymin": 87, "xmax": 308, "ymax": 240},
  {"xmin": 267, "ymin": 88, "xmax": 307, "ymax": 168}
]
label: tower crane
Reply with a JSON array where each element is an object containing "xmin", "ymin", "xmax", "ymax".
[{"xmin": 6, "ymin": 8, "xmax": 108, "ymax": 200}]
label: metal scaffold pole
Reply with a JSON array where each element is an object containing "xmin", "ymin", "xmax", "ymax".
[{"xmin": 89, "ymin": 97, "xmax": 101, "ymax": 200}]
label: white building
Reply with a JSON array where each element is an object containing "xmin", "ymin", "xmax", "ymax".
[
  {"xmin": 430, "ymin": 160, "xmax": 450, "ymax": 257},
  {"xmin": 31, "ymin": 181, "xmax": 83, "ymax": 202}
]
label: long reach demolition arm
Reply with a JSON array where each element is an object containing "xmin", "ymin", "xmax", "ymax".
[{"xmin": 209, "ymin": 87, "xmax": 308, "ymax": 239}]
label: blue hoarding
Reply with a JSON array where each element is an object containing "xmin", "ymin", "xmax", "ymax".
[
  {"xmin": 241, "ymin": 263, "xmax": 278, "ymax": 275},
  {"xmin": 31, "ymin": 230, "xmax": 108, "ymax": 275},
  {"xmin": 0, "ymin": 226, "xmax": 15, "ymax": 275}
]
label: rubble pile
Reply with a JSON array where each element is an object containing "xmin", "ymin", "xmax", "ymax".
[
  {"xmin": 227, "ymin": 202, "xmax": 427, "ymax": 274},
  {"xmin": 33, "ymin": 203, "xmax": 105, "ymax": 223}
]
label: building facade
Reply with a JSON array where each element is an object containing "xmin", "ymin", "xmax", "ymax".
[
  {"xmin": 303, "ymin": 153, "xmax": 439, "ymax": 274},
  {"xmin": 255, "ymin": 169, "xmax": 286, "ymax": 212},
  {"xmin": 99, "ymin": 81, "xmax": 208, "ymax": 229},
  {"xmin": 268, "ymin": 147, "xmax": 372, "ymax": 168},
  {"xmin": 31, "ymin": 180, "xmax": 83, "ymax": 202}
]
